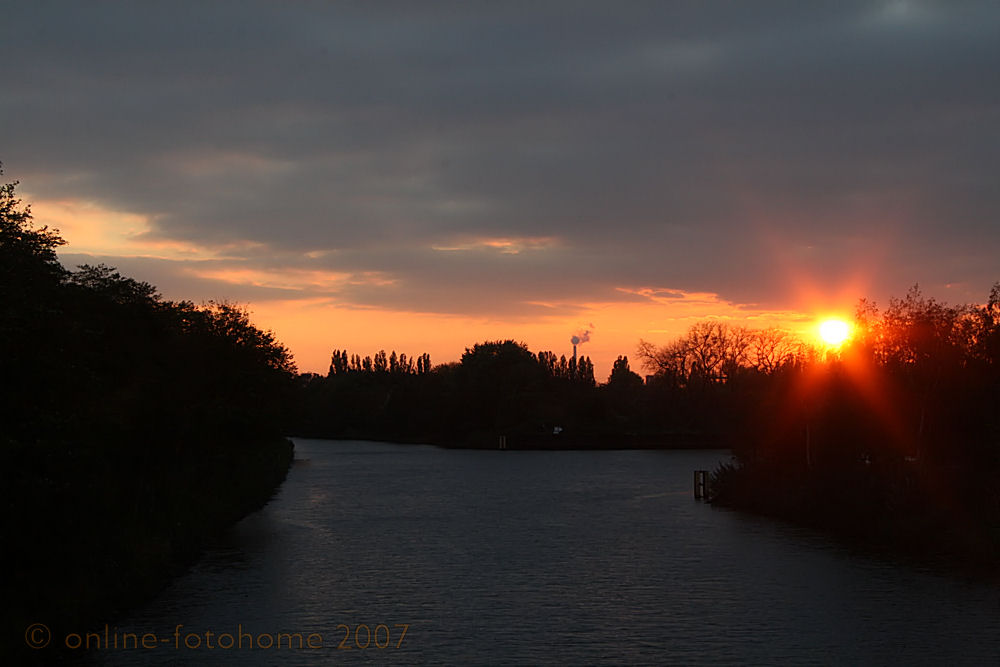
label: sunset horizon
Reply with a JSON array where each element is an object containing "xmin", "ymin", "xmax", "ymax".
[
  {"xmin": 19, "ymin": 184, "xmax": 984, "ymax": 381},
  {"xmin": 26, "ymin": 202, "xmax": 981, "ymax": 381},
  {"xmin": 7, "ymin": 1, "xmax": 998, "ymax": 382},
  {"xmin": 5, "ymin": 2, "xmax": 1000, "ymax": 663}
]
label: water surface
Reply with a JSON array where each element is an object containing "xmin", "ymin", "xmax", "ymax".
[{"xmin": 96, "ymin": 439, "xmax": 999, "ymax": 665}]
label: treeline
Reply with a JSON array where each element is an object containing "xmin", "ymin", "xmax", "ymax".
[
  {"xmin": 294, "ymin": 333, "xmax": 772, "ymax": 448},
  {"xmin": 295, "ymin": 322, "xmax": 830, "ymax": 448},
  {"xmin": 328, "ymin": 348, "xmax": 433, "ymax": 375},
  {"xmin": 295, "ymin": 340, "xmax": 627, "ymax": 445},
  {"xmin": 1, "ymin": 170, "xmax": 298, "ymax": 656},
  {"xmin": 637, "ymin": 321, "xmax": 809, "ymax": 384},
  {"xmin": 704, "ymin": 286, "xmax": 1000, "ymax": 569},
  {"xmin": 324, "ymin": 346, "xmax": 597, "ymax": 382}
]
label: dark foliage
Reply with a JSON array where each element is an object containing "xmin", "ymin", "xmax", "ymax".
[
  {"xmin": 294, "ymin": 340, "xmax": 624, "ymax": 447},
  {"xmin": 707, "ymin": 286, "xmax": 1000, "ymax": 570},
  {"xmin": 1, "ymin": 170, "xmax": 297, "ymax": 657}
]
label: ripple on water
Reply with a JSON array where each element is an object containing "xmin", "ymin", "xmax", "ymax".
[{"xmin": 98, "ymin": 440, "xmax": 1000, "ymax": 666}]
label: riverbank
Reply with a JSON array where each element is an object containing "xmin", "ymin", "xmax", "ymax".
[
  {"xmin": 293, "ymin": 427, "xmax": 729, "ymax": 451},
  {"xmin": 442, "ymin": 430, "xmax": 728, "ymax": 450},
  {"xmin": 710, "ymin": 459, "xmax": 1000, "ymax": 581},
  {"xmin": 2, "ymin": 436, "xmax": 294, "ymax": 662}
]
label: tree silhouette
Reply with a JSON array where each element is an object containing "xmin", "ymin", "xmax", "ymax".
[
  {"xmin": 0, "ymin": 168, "xmax": 65, "ymax": 290},
  {"xmin": 2, "ymin": 168, "xmax": 298, "ymax": 652},
  {"xmin": 374, "ymin": 349, "xmax": 388, "ymax": 373},
  {"xmin": 608, "ymin": 355, "xmax": 643, "ymax": 388},
  {"xmin": 328, "ymin": 349, "xmax": 349, "ymax": 376}
]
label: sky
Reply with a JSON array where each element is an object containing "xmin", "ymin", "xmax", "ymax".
[{"xmin": 4, "ymin": 1, "xmax": 999, "ymax": 380}]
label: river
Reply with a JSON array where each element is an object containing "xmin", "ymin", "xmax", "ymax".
[{"xmin": 91, "ymin": 438, "xmax": 998, "ymax": 665}]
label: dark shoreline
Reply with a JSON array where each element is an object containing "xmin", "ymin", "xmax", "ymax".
[
  {"xmin": 709, "ymin": 464, "xmax": 1000, "ymax": 585},
  {"xmin": 712, "ymin": 498, "xmax": 1000, "ymax": 585},
  {"xmin": 4, "ymin": 437, "xmax": 295, "ymax": 664},
  {"xmin": 292, "ymin": 430, "xmax": 732, "ymax": 451}
]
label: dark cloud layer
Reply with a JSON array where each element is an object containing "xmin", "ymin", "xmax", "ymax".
[{"xmin": 5, "ymin": 1, "xmax": 999, "ymax": 314}]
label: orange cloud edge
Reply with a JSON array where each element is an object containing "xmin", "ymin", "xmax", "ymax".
[{"xmin": 33, "ymin": 194, "xmax": 846, "ymax": 382}]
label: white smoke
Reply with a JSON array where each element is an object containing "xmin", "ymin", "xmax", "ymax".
[{"xmin": 570, "ymin": 324, "xmax": 595, "ymax": 346}]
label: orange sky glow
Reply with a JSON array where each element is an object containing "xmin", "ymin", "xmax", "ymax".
[
  {"xmin": 9, "ymin": 1, "xmax": 1000, "ymax": 388},
  {"xmin": 34, "ymin": 194, "xmax": 859, "ymax": 382},
  {"xmin": 246, "ymin": 295, "xmax": 829, "ymax": 382}
]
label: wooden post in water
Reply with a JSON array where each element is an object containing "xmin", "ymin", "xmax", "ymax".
[
  {"xmin": 693, "ymin": 470, "xmax": 708, "ymax": 499},
  {"xmin": 499, "ymin": 435, "xmax": 507, "ymax": 450}
]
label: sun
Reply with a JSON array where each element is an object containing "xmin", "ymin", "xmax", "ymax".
[{"xmin": 818, "ymin": 318, "xmax": 851, "ymax": 346}]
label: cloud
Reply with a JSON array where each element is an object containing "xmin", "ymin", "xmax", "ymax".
[{"xmin": 5, "ymin": 0, "xmax": 1000, "ymax": 321}]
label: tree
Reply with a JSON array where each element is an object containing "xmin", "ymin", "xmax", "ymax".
[
  {"xmin": 536, "ymin": 350, "xmax": 557, "ymax": 375},
  {"xmin": 853, "ymin": 285, "xmax": 970, "ymax": 369},
  {"xmin": 196, "ymin": 300, "xmax": 297, "ymax": 375},
  {"xmin": 0, "ymin": 169, "xmax": 64, "ymax": 272},
  {"xmin": 608, "ymin": 355, "xmax": 643, "ymax": 388},
  {"xmin": 576, "ymin": 355, "xmax": 596, "ymax": 386},
  {"xmin": 416, "ymin": 352, "xmax": 432, "ymax": 375},
  {"xmin": 1, "ymin": 167, "xmax": 299, "ymax": 644},
  {"xmin": 373, "ymin": 349, "xmax": 388, "ymax": 373},
  {"xmin": 68, "ymin": 264, "xmax": 159, "ymax": 306},
  {"xmin": 972, "ymin": 282, "xmax": 1000, "ymax": 369},
  {"xmin": 459, "ymin": 340, "xmax": 545, "ymax": 431},
  {"xmin": 328, "ymin": 349, "xmax": 349, "ymax": 376},
  {"xmin": 748, "ymin": 328, "xmax": 803, "ymax": 374},
  {"xmin": 0, "ymin": 168, "xmax": 66, "ymax": 306},
  {"xmin": 638, "ymin": 321, "xmax": 752, "ymax": 386}
]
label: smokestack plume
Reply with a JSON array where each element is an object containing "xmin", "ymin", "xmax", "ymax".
[
  {"xmin": 570, "ymin": 324, "xmax": 594, "ymax": 363},
  {"xmin": 570, "ymin": 326, "xmax": 593, "ymax": 346}
]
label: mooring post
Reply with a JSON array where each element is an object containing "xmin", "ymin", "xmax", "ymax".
[{"xmin": 693, "ymin": 470, "xmax": 708, "ymax": 499}]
